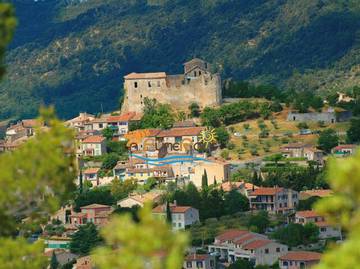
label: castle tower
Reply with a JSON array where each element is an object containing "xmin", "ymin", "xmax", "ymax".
[{"xmin": 121, "ymin": 59, "xmax": 222, "ymax": 115}]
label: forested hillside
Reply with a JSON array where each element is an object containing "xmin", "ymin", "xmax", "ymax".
[{"xmin": 2, "ymin": 0, "xmax": 360, "ymax": 119}]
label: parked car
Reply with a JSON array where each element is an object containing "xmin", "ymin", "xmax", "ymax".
[
  {"xmin": 233, "ymin": 132, "xmax": 241, "ymax": 137},
  {"xmin": 299, "ymin": 129, "xmax": 312, "ymax": 135}
]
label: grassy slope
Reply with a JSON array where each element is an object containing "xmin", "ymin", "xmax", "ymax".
[
  {"xmin": 225, "ymin": 108, "xmax": 349, "ymax": 161},
  {"xmin": 2, "ymin": 0, "xmax": 360, "ymax": 120}
]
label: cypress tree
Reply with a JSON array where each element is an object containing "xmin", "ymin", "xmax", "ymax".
[
  {"xmin": 50, "ymin": 251, "xmax": 59, "ymax": 269},
  {"xmin": 201, "ymin": 169, "xmax": 208, "ymax": 188},
  {"xmin": 166, "ymin": 202, "xmax": 172, "ymax": 223}
]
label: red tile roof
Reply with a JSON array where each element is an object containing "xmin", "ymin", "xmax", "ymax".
[
  {"xmin": 333, "ymin": 144, "xmax": 357, "ymax": 150},
  {"xmin": 152, "ymin": 205, "xmax": 193, "ymax": 214},
  {"xmin": 216, "ymin": 230, "xmax": 248, "ymax": 242},
  {"xmin": 185, "ymin": 254, "xmax": 210, "ymax": 261},
  {"xmin": 300, "ymin": 189, "xmax": 333, "ymax": 199},
  {"xmin": 82, "ymin": 135, "xmax": 105, "ymax": 143},
  {"xmin": 107, "ymin": 112, "xmax": 136, "ymax": 122},
  {"xmin": 124, "ymin": 72, "xmax": 167, "ymax": 80},
  {"xmin": 83, "ymin": 168, "xmax": 100, "ymax": 174},
  {"xmin": 250, "ymin": 187, "xmax": 284, "ymax": 196},
  {"xmin": 80, "ymin": 204, "xmax": 111, "ymax": 210},
  {"xmin": 296, "ymin": 210, "xmax": 321, "ymax": 218},
  {"xmin": 280, "ymin": 251, "xmax": 322, "ymax": 261},
  {"xmin": 22, "ymin": 119, "xmax": 38, "ymax": 128},
  {"xmin": 234, "ymin": 233, "xmax": 258, "ymax": 244},
  {"xmin": 157, "ymin": 127, "xmax": 205, "ymax": 138},
  {"xmin": 243, "ymin": 239, "xmax": 272, "ymax": 250}
]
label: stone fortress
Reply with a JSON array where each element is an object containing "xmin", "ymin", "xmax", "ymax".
[{"xmin": 121, "ymin": 58, "xmax": 222, "ymax": 114}]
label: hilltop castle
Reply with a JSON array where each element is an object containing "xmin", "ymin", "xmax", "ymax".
[{"xmin": 121, "ymin": 58, "xmax": 222, "ymax": 114}]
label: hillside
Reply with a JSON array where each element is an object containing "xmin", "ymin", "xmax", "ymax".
[{"xmin": 1, "ymin": 0, "xmax": 360, "ymax": 120}]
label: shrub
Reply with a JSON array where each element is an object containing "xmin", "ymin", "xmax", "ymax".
[
  {"xmin": 243, "ymin": 123, "xmax": 250, "ymax": 130},
  {"xmin": 297, "ymin": 122, "xmax": 309, "ymax": 129}
]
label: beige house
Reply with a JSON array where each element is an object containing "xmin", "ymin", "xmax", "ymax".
[
  {"xmin": 106, "ymin": 112, "xmax": 141, "ymax": 136},
  {"xmin": 152, "ymin": 203, "xmax": 199, "ymax": 230},
  {"xmin": 282, "ymin": 143, "xmax": 323, "ymax": 163},
  {"xmin": 83, "ymin": 168, "xmax": 100, "ymax": 186},
  {"xmin": 279, "ymin": 251, "xmax": 321, "ymax": 269},
  {"xmin": 295, "ymin": 210, "xmax": 342, "ymax": 239},
  {"xmin": 66, "ymin": 113, "xmax": 95, "ymax": 131},
  {"xmin": 81, "ymin": 135, "xmax": 107, "ymax": 156},
  {"xmin": 183, "ymin": 254, "xmax": 216, "ymax": 269},
  {"xmin": 192, "ymin": 159, "xmax": 231, "ymax": 187},
  {"xmin": 249, "ymin": 187, "xmax": 299, "ymax": 214},
  {"xmin": 117, "ymin": 190, "xmax": 164, "ymax": 208},
  {"xmin": 208, "ymin": 229, "xmax": 288, "ymax": 266}
]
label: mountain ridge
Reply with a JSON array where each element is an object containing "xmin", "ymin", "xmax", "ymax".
[{"xmin": 2, "ymin": 0, "xmax": 360, "ymax": 120}]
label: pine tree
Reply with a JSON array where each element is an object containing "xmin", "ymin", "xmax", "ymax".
[
  {"xmin": 201, "ymin": 169, "xmax": 208, "ymax": 188},
  {"xmin": 50, "ymin": 251, "xmax": 59, "ymax": 269}
]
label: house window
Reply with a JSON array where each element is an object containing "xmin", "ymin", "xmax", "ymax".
[
  {"xmin": 99, "ymin": 123, "xmax": 103, "ymax": 128},
  {"xmin": 148, "ymin": 81, "xmax": 151, "ymax": 87},
  {"xmin": 265, "ymin": 248, "xmax": 269, "ymax": 254},
  {"xmin": 321, "ymin": 227, "xmax": 327, "ymax": 232},
  {"xmin": 186, "ymin": 261, "xmax": 192, "ymax": 268},
  {"xmin": 276, "ymin": 247, "xmax": 280, "ymax": 253},
  {"xmin": 134, "ymin": 82, "xmax": 138, "ymax": 88},
  {"xmin": 196, "ymin": 261, "xmax": 203, "ymax": 268}
]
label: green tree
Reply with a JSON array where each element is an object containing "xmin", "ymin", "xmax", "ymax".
[
  {"xmin": 101, "ymin": 153, "xmax": 119, "ymax": 170},
  {"xmin": 272, "ymin": 223, "xmax": 319, "ymax": 247},
  {"xmin": 176, "ymin": 111, "xmax": 187, "ymax": 121},
  {"xmin": 166, "ymin": 201, "xmax": 172, "ymax": 223},
  {"xmin": 314, "ymin": 151, "xmax": 360, "ymax": 269},
  {"xmin": 110, "ymin": 178, "xmax": 138, "ymax": 201},
  {"xmin": 221, "ymin": 149, "xmax": 230, "ymax": 160},
  {"xmin": 141, "ymin": 98, "xmax": 175, "ymax": 129},
  {"xmin": 70, "ymin": 223, "xmax": 103, "ymax": 255},
  {"xmin": 50, "ymin": 252, "xmax": 59, "ymax": 269},
  {"xmin": 92, "ymin": 204, "xmax": 188, "ymax": 269},
  {"xmin": 102, "ymin": 127, "xmax": 115, "ymax": 140},
  {"xmin": 228, "ymin": 259, "xmax": 254, "ymax": 269},
  {"xmin": 297, "ymin": 196, "xmax": 321, "ymax": 211},
  {"xmin": 144, "ymin": 177, "xmax": 157, "ymax": 191},
  {"xmin": 247, "ymin": 211, "xmax": 270, "ymax": 233},
  {"xmin": 346, "ymin": 118, "xmax": 360, "ymax": 143},
  {"xmin": 318, "ymin": 129, "xmax": 339, "ymax": 153},
  {"xmin": 189, "ymin": 102, "xmax": 201, "ymax": 118},
  {"xmin": 74, "ymin": 186, "xmax": 116, "ymax": 211},
  {"xmin": 215, "ymin": 127, "xmax": 230, "ymax": 148},
  {"xmin": 224, "ymin": 190, "xmax": 249, "ymax": 215}
]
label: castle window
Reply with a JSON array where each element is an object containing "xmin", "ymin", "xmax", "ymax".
[
  {"xmin": 199, "ymin": 71, "xmax": 201, "ymax": 75},
  {"xmin": 134, "ymin": 82, "xmax": 138, "ymax": 88},
  {"xmin": 157, "ymin": 81, "xmax": 160, "ymax": 87},
  {"xmin": 148, "ymin": 81, "xmax": 151, "ymax": 88},
  {"xmin": 140, "ymin": 94, "xmax": 143, "ymax": 98}
]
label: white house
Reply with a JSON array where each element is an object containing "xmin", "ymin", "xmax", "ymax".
[
  {"xmin": 152, "ymin": 203, "xmax": 199, "ymax": 230},
  {"xmin": 183, "ymin": 254, "xmax": 216, "ymax": 269},
  {"xmin": 295, "ymin": 210, "xmax": 342, "ymax": 239},
  {"xmin": 208, "ymin": 229, "xmax": 288, "ymax": 266},
  {"xmin": 279, "ymin": 251, "xmax": 321, "ymax": 269}
]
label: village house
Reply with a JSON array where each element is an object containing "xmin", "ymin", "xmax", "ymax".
[
  {"xmin": 287, "ymin": 108, "xmax": 352, "ymax": 123},
  {"xmin": 249, "ymin": 187, "xmax": 299, "ymax": 214},
  {"xmin": 337, "ymin": 92, "xmax": 354, "ymax": 103},
  {"xmin": 279, "ymin": 251, "xmax": 321, "ymax": 269},
  {"xmin": 117, "ymin": 190, "xmax": 165, "ymax": 208},
  {"xmin": 84, "ymin": 115, "xmax": 109, "ymax": 131},
  {"xmin": 66, "ymin": 113, "xmax": 95, "ymax": 131},
  {"xmin": 152, "ymin": 203, "xmax": 199, "ymax": 230},
  {"xmin": 192, "ymin": 159, "xmax": 231, "ymax": 187},
  {"xmin": 69, "ymin": 204, "xmax": 112, "ymax": 226},
  {"xmin": 6, "ymin": 119, "xmax": 38, "ymax": 142},
  {"xmin": 74, "ymin": 256, "xmax": 92, "ymax": 269},
  {"xmin": 125, "ymin": 165, "xmax": 174, "ymax": 183},
  {"xmin": 44, "ymin": 249, "xmax": 78, "ymax": 268},
  {"xmin": 183, "ymin": 254, "xmax": 216, "ymax": 269},
  {"xmin": 295, "ymin": 210, "xmax": 342, "ymax": 239},
  {"xmin": 112, "ymin": 161, "xmax": 129, "ymax": 181},
  {"xmin": 220, "ymin": 181, "xmax": 259, "ymax": 197},
  {"xmin": 331, "ymin": 144, "xmax": 357, "ymax": 157},
  {"xmin": 281, "ymin": 143, "xmax": 323, "ymax": 163},
  {"xmin": 156, "ymin": 126, "xmax": 205, "ymax": 154},
  {"xmin": 208, "ymin": 229, "xmax": 288, "ymax": 266},
  {"xmin": 81, "ymin": 135, "xmax": 107, "ymax": 156},
  {"xmin": 299, "ymin": 189, "xmax": 332, "ymax": 200},
  {"xmin": 106, "ymin": 112, "xmax": 141, "ymax": 136},
  {"xmin": 83, "ymin": 168, "xmax": 100, "ymax": 186}
]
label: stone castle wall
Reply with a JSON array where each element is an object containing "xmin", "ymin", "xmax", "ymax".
[{"xmin": 121, "ymin": 73, "xmax": 222, "ymax": 114}]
